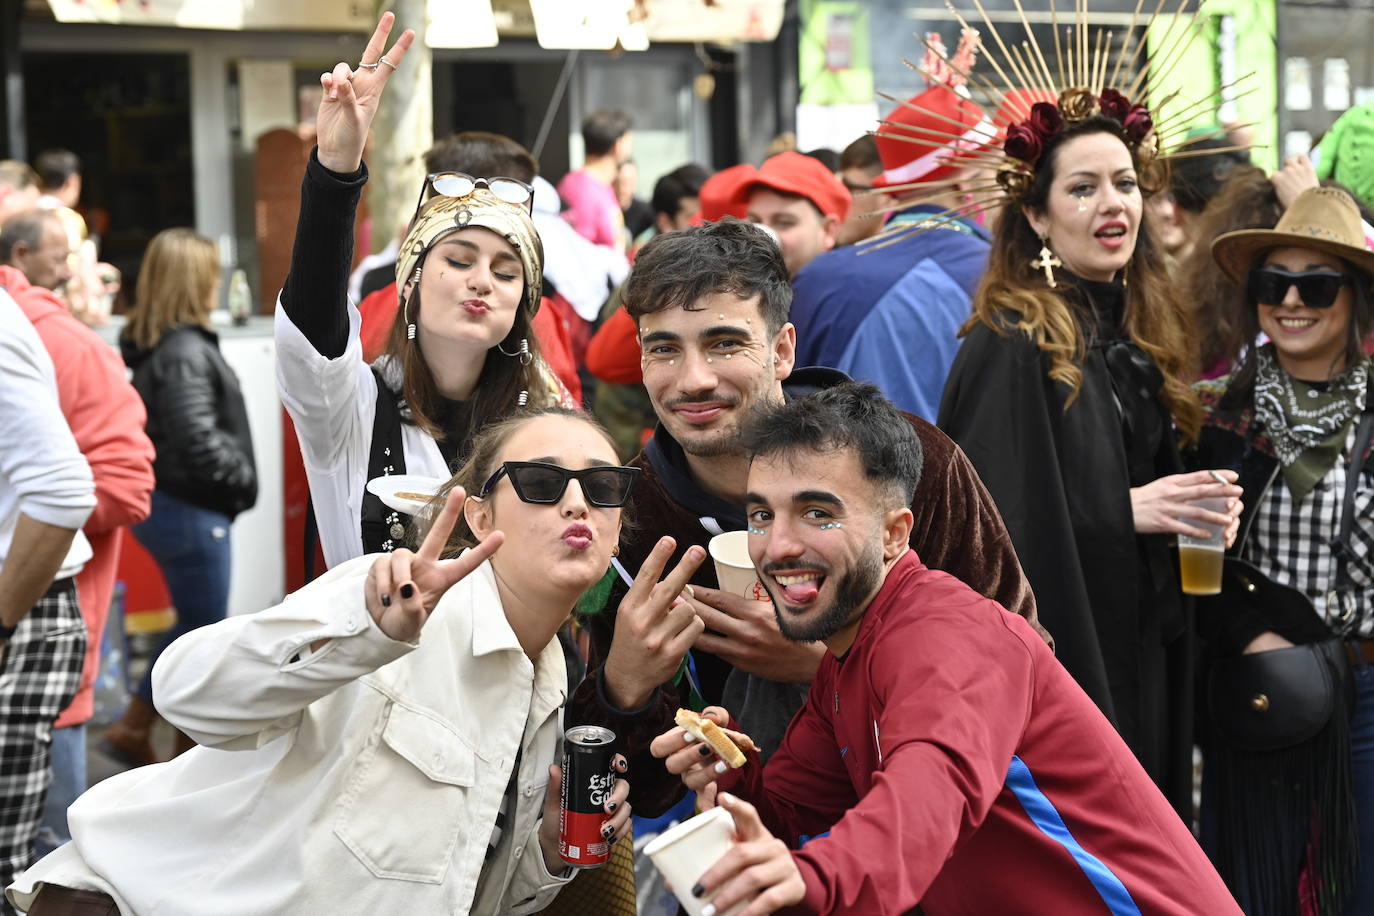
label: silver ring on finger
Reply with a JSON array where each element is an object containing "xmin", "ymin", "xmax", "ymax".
[
  {"xmin": 357, "ymin": 60, "xmax": 382, "ymax": 71},
  {"xmin": 378, "ymin": 55, "xmax": 398, "ymax": 70}
]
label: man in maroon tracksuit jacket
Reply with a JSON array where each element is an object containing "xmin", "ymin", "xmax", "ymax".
[{"xmin": 652, "ymin": 382, "xmax": 1241, "ymax": 916}]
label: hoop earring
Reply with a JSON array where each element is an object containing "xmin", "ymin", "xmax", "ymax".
[
  {"xmin": 1030, "ymin": 238, "xmax": 1062, "ymax": 289},
  {"xmin": 498, "ymin": 337, "xmax": 533, "ymax": 366}
]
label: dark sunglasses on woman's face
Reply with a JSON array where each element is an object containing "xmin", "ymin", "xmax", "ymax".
[
  {"xmin": 478, "ymin": 461, "xmax": 640, "ymax": 508},
  {"xmin": 1248, "ymin": 267, "xmax": 1351, "ymax": 309},
  {"xmin": 413, "ymin": 171, "xmax": 535, "ymax": 216}
]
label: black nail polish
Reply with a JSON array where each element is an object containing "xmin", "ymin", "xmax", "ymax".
[
  {"xmin": 380, "ymin": 593, "xmax": 392, "ymax": 608},
  {"xmin": 691, "ymin": 883, "xmax": 705, "ymax": 898},
  {"xmin": 399, "ymin": 583, "xmax": 415, "ymax": 599},
  {"xmin": 601, "ymin": 824, "xmax": 614, "ymax": 839},
  {"xmin": 606, "ymin": 801, "xmax": 617, "ymax": 812},
  {"xmin": 699, "ymin": 745, "xmax": 713, "ymax": 757}
]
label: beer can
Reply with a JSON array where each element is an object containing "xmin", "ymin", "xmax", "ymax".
[{"xmin": 559, "ymin": 725, "xmax": 616, "ymax": 868}]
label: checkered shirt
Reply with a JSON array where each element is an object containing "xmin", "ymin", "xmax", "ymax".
[
  {"xmin": 1244, "ymin": 429, "xmax": 1374, "ymax": 637},
  {"xmin": 0, "ymin": 581, "xmax": 85, "ymax": 914}
]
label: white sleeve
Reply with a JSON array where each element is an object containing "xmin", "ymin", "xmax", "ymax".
[
  {"xmin": 151, "ymin": 555, "xmax": 412, "ymax": 751},
  {"xmin": 274, "ymin": 294, "xmax": 379, "ymax": 566},
  {"xmin": 0, "ymin": 295, "xmax": 95, "ymax": 531},
  {"xmin": 273, "ymin": 294, "xmax": 377, "ymax": 475},
  {"xmin": 504, "ymin": 818, "xmax": 576, "ymax": 914}
]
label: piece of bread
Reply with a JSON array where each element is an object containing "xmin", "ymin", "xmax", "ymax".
[{"xmin": 675, "ymin": 708, "xmax": 757, "ymax": 768}]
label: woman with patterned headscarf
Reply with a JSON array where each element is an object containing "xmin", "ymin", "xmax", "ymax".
[{"xmin": 275, "ymin": 14, "xmax": 570, "ymax": 571}]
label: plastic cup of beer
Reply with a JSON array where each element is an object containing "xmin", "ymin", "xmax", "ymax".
[
  {"xmin": 644, "ymin": 806, "xmax": 752, "ymax": 916},
  {"xmin": 707, "ymin": 531, "xmax": 772, "ymax": 602},
  {"xmin": 1177, "ymin": 496, "xmax": 1227, "ymax": 596}
]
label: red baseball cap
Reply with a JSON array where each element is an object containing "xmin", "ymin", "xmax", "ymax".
[
  {"xmin": 694, "ymin": 163, "xmax": 754, "ymax": 224},
  {"xmin": 873, "ymin": 85, "xmax": 993, "ymax": 188},
  {"xmin": 729, "ymin": 152, "xmax": 852, "ymax": 222}
]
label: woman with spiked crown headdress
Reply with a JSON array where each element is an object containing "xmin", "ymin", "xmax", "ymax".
[
  {"xmin": 931, "ymin": 4, "xmax": 1243, "ymax": 817},
  {"xmin": 274, "ymin": 14, "xmax": 571, "ymax": 571}
]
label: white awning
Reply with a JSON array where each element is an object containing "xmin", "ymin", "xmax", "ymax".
[
  {"xmin": 43, "ymin": 0, "xmax": 784, "ymax": 44},
  {"xmin": 43, "ymin": 0, "xmax": 375, "ymax": 31}
]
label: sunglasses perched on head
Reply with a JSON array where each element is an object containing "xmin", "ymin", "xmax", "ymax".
[
  {"xmin": 413, "ymin": 171, "xmax": 535, "ymax": 216},
  {"xmin": 1248, "ymin": 267, "xmax": 1352, "ymax": 309},
  {"xmin": 478, "ymin": 461, "xmax": 640, "ymax": 508}
]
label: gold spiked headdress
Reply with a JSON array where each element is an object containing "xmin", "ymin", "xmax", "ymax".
[{"xmin": 870, "ymin": 0, "xmax": 1253, "ymax": 240}]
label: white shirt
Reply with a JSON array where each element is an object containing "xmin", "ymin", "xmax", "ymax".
[
  {"xmin": 531, "ymin": 175, "xmax": 629, "ymax": 321},
  {"xmin": 274, "ymin": 300, "xmax": 452, "ymax": 568},
  {"xmin": 9, "ymin": 554, "xmax": 573, "ymax": 915},
  {"xmin": 0, "ymin": 290, "xmax": 93, "ymax": 577},
  {"xmin": 346, "ymin": 237, "xmax": 399, "ymax": 307}
]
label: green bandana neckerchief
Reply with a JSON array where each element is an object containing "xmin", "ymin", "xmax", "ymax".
[{"xmin": 1253, "ymin": 344, "xmax": 1368, "ymax": 504}]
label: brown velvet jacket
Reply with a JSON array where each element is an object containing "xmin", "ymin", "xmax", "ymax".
[{"xmin": 567, "ymin": 369, "xmax": 1047, "ymax": 815}]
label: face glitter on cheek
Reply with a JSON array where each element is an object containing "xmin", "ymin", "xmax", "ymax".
[
  {"xmin": 819, "ymin": 522, "xmax": 843, "ymax": 530},
  {"xmin": 748, "ymin": 526, "xmax": 766, "ymax": 535}
]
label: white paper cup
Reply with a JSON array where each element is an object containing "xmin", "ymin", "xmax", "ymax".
[
  {"xmin": 643, "ymin": 806, "xmax": 751, "ymax": 916},
  {"xmin": 708, "ymin": 531, "xmax": 772, "ymax": 602}
]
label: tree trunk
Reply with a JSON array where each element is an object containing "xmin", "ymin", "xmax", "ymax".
[{"xmin": 368, "ymin": 0, "xmax": 433, "ymax": 254}]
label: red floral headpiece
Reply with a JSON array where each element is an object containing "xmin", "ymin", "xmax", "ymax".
[
  {"xmin": 994, "ymin": 88, "xmax": 1157, "ymax": 200},
  {"xmin": 1003, "ymin": 89, "xmax": 1154, "ymax": 167}
]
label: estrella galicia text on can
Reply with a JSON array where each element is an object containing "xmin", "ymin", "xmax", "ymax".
[{"xmin": 559, "ymin": 725, "xmax": 616, "ymax": 868}]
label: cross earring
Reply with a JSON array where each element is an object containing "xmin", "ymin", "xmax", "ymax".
[{"xmin": 1031, "ymin": 239, "xmax": 1061, "ymax": 288}]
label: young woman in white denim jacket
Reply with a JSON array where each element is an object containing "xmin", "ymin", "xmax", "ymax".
[{"xmin": 8, "ymin": 409, "xmax": 647, "ymax": 915}]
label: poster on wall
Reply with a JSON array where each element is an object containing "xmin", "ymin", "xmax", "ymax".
[{"xmin": 797, "ymin": 0, "xmax": 879, "ymax": 151}]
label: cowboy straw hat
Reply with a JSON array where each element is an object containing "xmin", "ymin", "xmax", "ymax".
[{"xmin": 1212, "ymin": 186, "xmax": 1374, "ymax": 286}]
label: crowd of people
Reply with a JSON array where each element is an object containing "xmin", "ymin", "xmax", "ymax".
[{"xmin": 6, "ymin": 6, "xmax": 1374, "ymax": 915}]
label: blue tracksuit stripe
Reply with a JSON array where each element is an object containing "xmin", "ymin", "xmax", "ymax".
[{"xmin": 1005, "ymin": 755, "xmax": 1143, "ymax": 916}]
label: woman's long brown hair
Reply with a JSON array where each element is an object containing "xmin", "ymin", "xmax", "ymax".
[{"xmin": 967, "ymin": 115, "xmax": 1202, "ymax": 442}]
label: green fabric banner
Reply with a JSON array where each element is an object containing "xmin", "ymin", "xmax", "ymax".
[{"xmin": 799, "ymin": 0, "xmax": 875, "ymax": 106}]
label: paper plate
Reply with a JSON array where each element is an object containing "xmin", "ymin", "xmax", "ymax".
[{"xmin": 365, "ymin": 474, "xmax": 448, "ymax": 517}]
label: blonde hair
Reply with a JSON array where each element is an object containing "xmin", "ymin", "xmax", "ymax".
[{"xmin": 125, "ymin": 228, "xmax": 220, "ymax": 350}]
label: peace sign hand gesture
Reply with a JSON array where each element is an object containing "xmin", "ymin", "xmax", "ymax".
[
  {"xmin": 316, "ymin": 11, "xmax": 415, "ymax": 174},
  {"xmin": 364, "ymin": 489, "xmax": 505, "ymax": 644}
]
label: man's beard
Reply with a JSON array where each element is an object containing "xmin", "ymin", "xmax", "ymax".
[
  {"xmin": 677, "ymin": 423, "xmax": 745, "ymax": 458},
  {"xmin": 768, "ymin": 541, "xmax": 884, "ymax": 643}
]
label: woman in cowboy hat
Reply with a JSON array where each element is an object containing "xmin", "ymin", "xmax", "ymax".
[
  {"xmin": 1192, "ymin": 185, "xmax": 1374, "ymax": 914},
  {"xmin": 275, "ymin": 13, "xmax": 573, "ymax": 572}
]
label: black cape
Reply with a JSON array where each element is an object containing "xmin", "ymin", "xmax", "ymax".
[{"xmin": 937, "ymin": 277, "xmax": 1195, "ymax": 818}]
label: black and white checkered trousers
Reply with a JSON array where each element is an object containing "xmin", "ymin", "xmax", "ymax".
[
  {"xmin": 1245, "ymin": 438, "xmax": 1374, "ymax": 636},
  {"xmin": 0, "ymin": 579, "xmax": 85, "ymax": 916}
]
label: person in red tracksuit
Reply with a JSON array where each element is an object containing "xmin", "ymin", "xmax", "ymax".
[{"xmin": 652, "ymin": 382, "xmax": 1241, "ymax": 916}]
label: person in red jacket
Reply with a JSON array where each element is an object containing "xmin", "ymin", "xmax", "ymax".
[
  {"xmin": 651, "ymin": 383, "xmax": 1242, "ymax": 916},
  {"xmin": 0, "ymin": 265, "xmax": 155, "ymax": 857}
]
